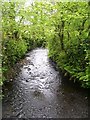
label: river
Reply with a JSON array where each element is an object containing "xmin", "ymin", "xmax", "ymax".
[{"xmin": 2, "ymin": 48, "xmax": 88, "ymax": 118}]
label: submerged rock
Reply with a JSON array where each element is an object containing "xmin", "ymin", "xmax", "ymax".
[{"xmin": 33, "ymin": 90, "xmax": 41, "ymax": 96}]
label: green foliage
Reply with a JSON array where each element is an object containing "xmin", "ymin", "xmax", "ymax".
[
  {"xmin": 3, "ymin": 39, "xmax": 27, "ymax": 66},
  {"xmin": 2, "ymin": 1, "xmax": 90, "ymax": 88},
  {"xmin": 48, "ymin": 2, "xmax": 90, "ymax": 88},
  {"xmin": 2, "ymin": 2, "xmax": 27, "ymax": 77},
  {"xmin": 2, "ymin": 1, "xmax": 50, "ymax": 78}
]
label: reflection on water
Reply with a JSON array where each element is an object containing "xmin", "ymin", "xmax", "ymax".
[{"xmin": 2, "ymin": 48, "xmax": 88, "ymax": 118}]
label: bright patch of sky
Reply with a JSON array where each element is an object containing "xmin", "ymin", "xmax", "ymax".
[{"xmin": 25, "ymin": 0, "xmax": 34, "ymax": 7}]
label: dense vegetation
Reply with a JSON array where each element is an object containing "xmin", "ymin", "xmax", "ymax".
[
  {"xmin": 1, "ymin": 1, "xmax": 90, "ymax": 88},
  {"xmin": 48, "ymin": 2, "xmax": 90, "ymax": 88}
]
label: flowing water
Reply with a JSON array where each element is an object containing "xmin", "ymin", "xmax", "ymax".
[{"xmin": 2, "ymin": 48, "xmax": 88, "ymax": 118}]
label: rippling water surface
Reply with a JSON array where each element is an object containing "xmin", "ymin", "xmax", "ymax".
[{"xmin": 2, "ymin": 48, "xmax": 88, "ymax": 118}]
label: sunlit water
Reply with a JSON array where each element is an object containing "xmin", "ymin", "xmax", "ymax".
[{"xmin": 2, "ymin": 48, "xmax": 88, "ymax": 118}]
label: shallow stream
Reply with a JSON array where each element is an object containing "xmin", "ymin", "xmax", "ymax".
[{"xmin": 2, "ymin": 48, "xmax": 88, "ymax": 118}]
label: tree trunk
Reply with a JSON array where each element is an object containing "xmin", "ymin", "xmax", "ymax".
[{"xmin": 61, "ymin": 20, "xmax": 64, "ymax": 50}]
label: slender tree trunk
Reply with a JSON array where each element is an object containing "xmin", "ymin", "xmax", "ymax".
[
  {"xmin": 88, "ymin": 1, "xmax": 90, "ymax": 39},
  {"xmin": 88, "ymin": 1, "xmax": 90, "ymax": 7},
  {"xmin": 88, "ymin": 1, "xmax": 90, "ymax": 84},
  {"xmin": 61, "ymin": 20, "xmax": 64, "ymax": 50},
  {"xmin": 58, "ymin": 21, "xmax": 64, "ymax": 50}
]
